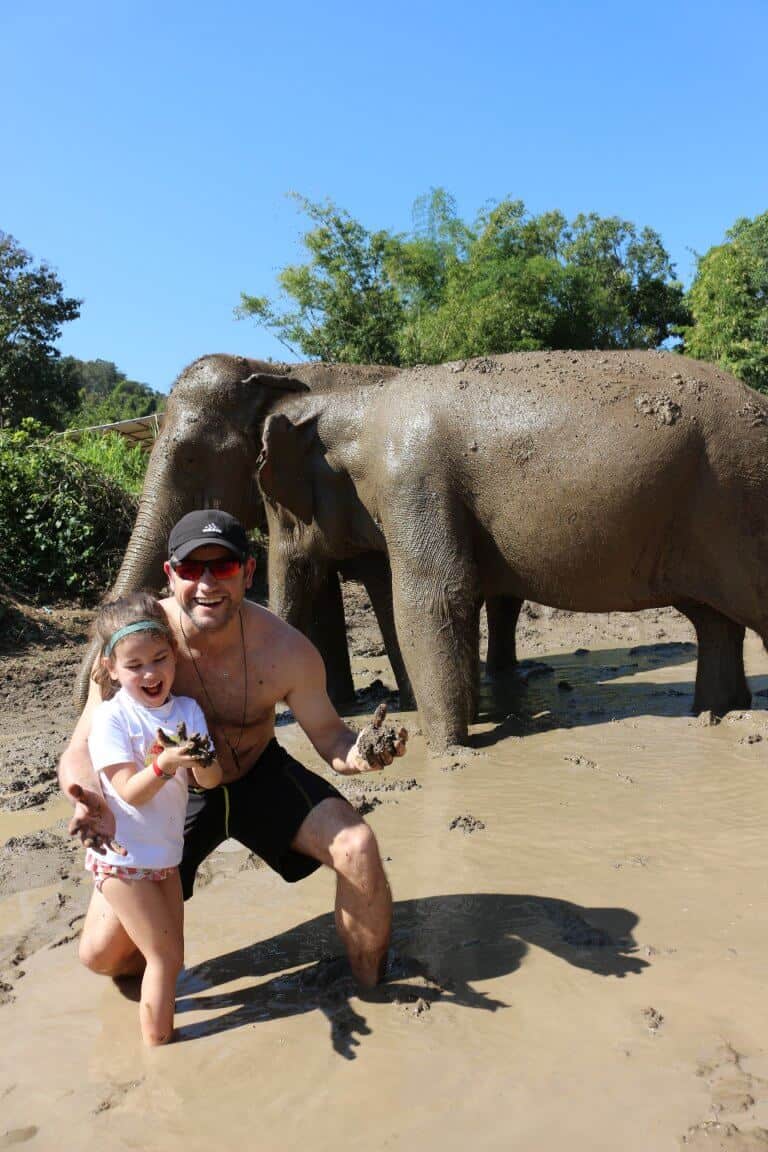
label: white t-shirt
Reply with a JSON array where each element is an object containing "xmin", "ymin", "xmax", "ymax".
[{"xmin": 88, "ymin": 688, "xmax": 210, "ymax": 870}]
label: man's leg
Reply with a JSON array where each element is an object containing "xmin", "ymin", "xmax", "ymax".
[
  {"xmin": 291, "ymin": 798, "xmax": 392, "ymax": 988},
  {"xmin": 78, "ymin": 885, "xmax": 145, "ymax": 977}
]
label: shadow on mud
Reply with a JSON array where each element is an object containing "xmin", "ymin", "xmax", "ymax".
[
  {"xmin": 471, "ymin": 641, "xmax": 768, "ymax": 747},
  {"xmin": 175, "ymin": 893, "xmax": 646, "ymax": 1058}
]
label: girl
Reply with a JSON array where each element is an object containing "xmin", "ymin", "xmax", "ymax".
[{"xmin": 87, "ymin": 592, "xmax": 222, "ymax": 1046}]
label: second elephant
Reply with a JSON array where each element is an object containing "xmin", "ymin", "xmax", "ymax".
[{"xmin": 258, "ymin": 350, "xmax": 768, "ymax": 747}]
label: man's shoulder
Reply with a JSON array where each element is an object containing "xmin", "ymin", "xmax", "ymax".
[{"xmin": 242, "ymin": 600, "xmax": 312, "ymax": 649}]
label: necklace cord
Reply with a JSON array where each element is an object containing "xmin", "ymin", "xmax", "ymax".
[{"xmin": 179, "ymin": 608, "xmax": 248, "ymax": 774}]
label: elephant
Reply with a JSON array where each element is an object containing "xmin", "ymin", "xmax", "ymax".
[
  {"xmin": 74, "ymin": 353, "xmax": 523, "ymax": 712},
  {"xmin": 255, "ymin": 349, "xmax": 768, "ymax": 747},
  {"xmin": 73, "ymin": 355, "xmax": 407, "ymax": 709}
]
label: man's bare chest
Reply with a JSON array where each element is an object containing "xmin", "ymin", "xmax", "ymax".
[{"xmin": 173, "ymin": 650, "xmax": 279, "ymax": 728}]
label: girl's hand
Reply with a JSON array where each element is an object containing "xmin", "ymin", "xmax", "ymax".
[
  {"xmin": 67, "ymin": 783, "xmax": 125, "ymax": 855},
  {"xmin": 154, "ymin": 745, "xmax": 184, "ymax": 777},
  {"xmin": 154, "ymin": 731, "xmax": 217, "ymax": 780}
]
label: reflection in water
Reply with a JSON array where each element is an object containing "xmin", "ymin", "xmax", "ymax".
[{"xmin": 478, "ymin": 641, "xmax": 700, "ymax": 732}]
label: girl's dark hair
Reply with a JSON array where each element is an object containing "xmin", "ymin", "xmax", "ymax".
[{"xmin": 90, "ymin": 592, "xmax": 174, "ymax": 699}]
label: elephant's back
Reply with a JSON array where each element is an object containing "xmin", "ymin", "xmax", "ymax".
[
  {"xmin": 377, "ymin": 349, "xmax": 765, "ymax": 464},
  {"xmin": 371, "ymin": 350, "xmax": 767, "ymax": 610}
]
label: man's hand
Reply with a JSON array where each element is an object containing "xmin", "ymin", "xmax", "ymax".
[
  {"xmin": 343, "ymin": 704, "xmax": 408, "ymax": 774},
  {"xmin": 67, "ymin": 783, "xmax": 125, "ymax": 856}
]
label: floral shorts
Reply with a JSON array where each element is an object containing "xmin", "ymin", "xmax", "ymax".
[{"xmin": 85, "ymin": 849, "xmax": 177, "ymax": 892}]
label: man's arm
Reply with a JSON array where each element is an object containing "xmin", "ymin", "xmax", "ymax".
[
  {"xmin": 284, "ymin": 635, "xmax": 406, "ymax": 774},
  {"xmin": 58, "ymin": 680, "xmax": 121, "ymax": 853}
]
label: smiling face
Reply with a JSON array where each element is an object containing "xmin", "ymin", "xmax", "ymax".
[
  {"xmin": 164, "ymin": 544, "xmax": 255, "ymax": 632},
  {"xmin": 105, "ymin": 629, "xmax": 177, "ymax": 708}
]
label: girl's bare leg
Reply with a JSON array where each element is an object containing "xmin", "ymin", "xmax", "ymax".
[
  {"xmin": 79, "ymin": 885, "xmax": 145, "ymax": 976},
  {"xmin": 100, "ymin": 871, "xmax": 184, "ymax": 1046}
]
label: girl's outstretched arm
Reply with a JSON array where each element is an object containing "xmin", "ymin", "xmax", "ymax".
[{"xmin": 103, "ymin": 759, "xmax": 173, "ymax": 806}]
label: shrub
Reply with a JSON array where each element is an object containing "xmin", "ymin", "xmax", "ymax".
[
  {"xmin": 64, "ymin": 430, "xmax": 148, "ymax": 495},
  {"xmin": 0, "ymin": 421, "xmax": 139, "ymax": 603}
]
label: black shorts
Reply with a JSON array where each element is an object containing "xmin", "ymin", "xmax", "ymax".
[{"xmin": 180, "ymin": 738, "xmax": 345, "ymax": 900}]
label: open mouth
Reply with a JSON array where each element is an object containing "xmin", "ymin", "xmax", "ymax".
[{"xmin": 143, "ymin": 683, "xmax": 165, "ymax": 700}]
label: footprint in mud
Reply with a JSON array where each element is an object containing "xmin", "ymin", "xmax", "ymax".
[
  {"xmin": 681, "ymin": 1121, "xmax": 768, "ymax": 1149},
  {"xmin": 697, "ymin": 1042, "xmax": 768, "ymax": 1118},
  {"xmin": 0, "ymin": 1127, "xmax": 38, "ymax": 1147},
  {"xmin": 91, "ymin": 1079, "xmax": 144, "ymax": 1116},
  {"xmin": 681, "ymin": 1043, "xmax": 768, "ymax": 1149}
]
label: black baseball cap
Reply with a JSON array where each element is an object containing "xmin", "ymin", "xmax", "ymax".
[{"xmin": 168, "ymin": 509, "xmax": 250, "ymax": 563}]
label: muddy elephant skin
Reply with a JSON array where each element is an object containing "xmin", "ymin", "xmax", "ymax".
[
  {"xmin": 257, "ymin": 350, "xmax": 768, "ymax": 748},
  {"xmin": 72, "ymin": 355, "xmax": 409, "ymax": 709}
]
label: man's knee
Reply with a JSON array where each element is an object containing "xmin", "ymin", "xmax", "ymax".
[{"xmin": 329, "ymin": 820, "xmax": 383, "ymax": 881}]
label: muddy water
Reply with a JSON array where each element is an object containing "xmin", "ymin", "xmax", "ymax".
[{"xmin": 2, "ymin": 629, "xmax": 768, "ymax": 1151}]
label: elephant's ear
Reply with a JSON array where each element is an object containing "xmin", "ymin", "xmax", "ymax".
[
  {"xmin": 257, "ymin": 413, "xmax": 317, "ymax": 525},
  {"xmin": 242, "ymin": 371, "xmax": 310, "ymax": 396}
]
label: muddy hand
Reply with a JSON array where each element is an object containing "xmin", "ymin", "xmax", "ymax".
[
  {"xmin": 155, "ymin": 722, "xmax": 189, "ymax": 748},
  {"xmin": 354, "ymin": 702, "xmax": 409, "ymax": 770},
  {"xmin": 182, "ymin": 732, "xmax": 215, "ymax": 767},
  {"xmin": 156, "ymin": 725, "xmax": 214, "ymax": 766},
  {"xmin": 67, "ymin": 783, "xmax": 125, "ymax": 856}
]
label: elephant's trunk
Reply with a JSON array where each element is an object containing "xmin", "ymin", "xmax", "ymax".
[{"xmin": 72, "ymin": 443, "xmax": 185, "ymax": 710}]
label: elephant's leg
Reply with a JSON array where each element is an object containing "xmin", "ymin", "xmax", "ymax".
[
  {"xmin": 355, "ymin": 557, "xmax": 416, "ymax": 711},
  {"xmin": 675, "ymin": 603, "xmax": 751, "ymax": 715},
  {"xmin": 388, "ymin": 538, "xmax": 480, "ymax": 749},
  {"xmin": 485, "ymin": 595, "xmax": 523, "ymax": 679},
  {"xmin": 269, "ymin": 555, "xmax": 354, "ymax": 708},
  {"xmin": 308, "ymin": 571, "xmax": 356, "ymax": 709}
]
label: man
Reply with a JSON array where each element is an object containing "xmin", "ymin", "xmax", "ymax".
[{"xmin": 58, "ymin": 509, "xmax": 407, "ymax": 988}]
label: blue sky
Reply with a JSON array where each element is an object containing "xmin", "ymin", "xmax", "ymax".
[{"xmin": 2, "ymin": 0, "xmax": 766, "ymax": 393}]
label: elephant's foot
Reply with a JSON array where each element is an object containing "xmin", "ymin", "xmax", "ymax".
[
  {"xmin": 427, "ymin": 734, "xmax": 472, "ymax": 754},
  {"xmin": 423, "ymin": 717, "xmax": 472, "ymax": 751},
  {"xmin": 676, "ymin": 603, "xmax": 751, "ymax": 715},
  {"xmin": 693, "ymin": 677, "xmax": 752, "ymax": 717}
]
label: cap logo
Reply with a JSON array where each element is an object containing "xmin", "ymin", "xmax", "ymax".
[{"xmin": 202, "ymin": 523, "xmax": 223, "ymax": 534}]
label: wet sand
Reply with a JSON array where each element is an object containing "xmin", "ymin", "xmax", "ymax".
[{"xmin": 2, "ymin": 600, "xmax": 768, "ymax": 1151}]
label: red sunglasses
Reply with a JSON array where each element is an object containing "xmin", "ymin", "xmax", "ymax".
[{"xmin": 171, "ymin": 557, "xmax": 243, "ymax": 581}]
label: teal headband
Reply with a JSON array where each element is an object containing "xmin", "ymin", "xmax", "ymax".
[{"xmin": 103, "ymin": 620, "xmax": 170, "ymax": 658}]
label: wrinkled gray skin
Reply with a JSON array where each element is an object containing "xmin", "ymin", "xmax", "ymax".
[
  {"xmin": 73, "ymin": 355, "xmax": 415, "ymax": 710},
  {"xmin": 258, "ymin": 350, "xmax": 768, "ymax": 747},
  {"xmin": 75, "ymin": 355, "xmax": 521, "ymax": 713}
]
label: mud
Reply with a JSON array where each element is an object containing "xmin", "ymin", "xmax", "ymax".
[
  {"xmin": 1, "ymin": 589, "xmax": 768, "ymax": 1150},
  {"xmin": 354, "ymin": 702, "xmax": 403, "ymax": 762}
]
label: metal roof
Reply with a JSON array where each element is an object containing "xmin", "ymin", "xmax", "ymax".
[{"xmin": 57, "ymin": 412, "xmax": 165, "ymax": 451}]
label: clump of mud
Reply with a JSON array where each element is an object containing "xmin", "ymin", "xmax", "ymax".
[
  {"xmin": 355, "ymin": 703, "xmax": 405, "ymax": 763},
  {"xmin": 449, "ymin": 814, "xmax": 486, "ymax": 834}
]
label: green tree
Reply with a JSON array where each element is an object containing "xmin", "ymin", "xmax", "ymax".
[
  {"xmin": 241, "ymin": 191, "xmax": 688, "ymax": 366},
  {"xmin": 0, "ymin": 233, "xmax": 81, "ymax": 428},
  {"xmin": 392, "ymin": 200, "xmax": 689, "ymax": 363},
  {"xmin": 681, "ymin": 211, "xmax": 768, "ymax": 393},
  {"xmin": 63, "ymin": 357, "xmax": 165, "ymax": 426},
  {"xmin": 238, "ymin": 194, "xmax": 404, "ymax": 363}
]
